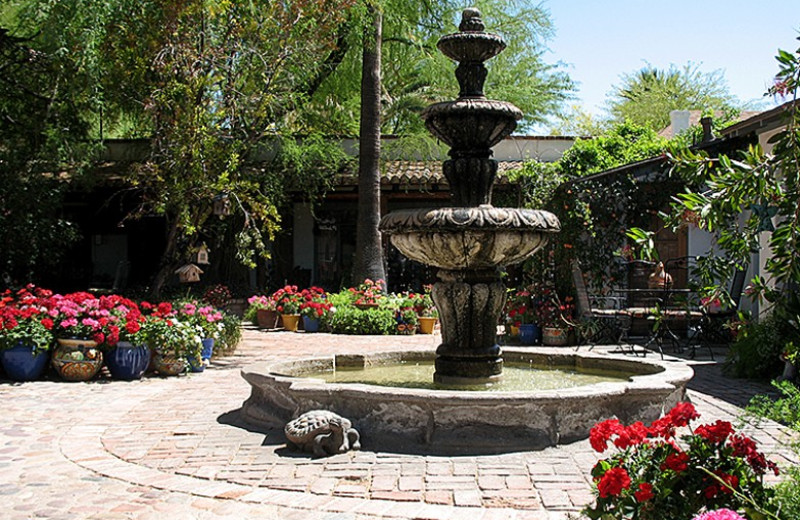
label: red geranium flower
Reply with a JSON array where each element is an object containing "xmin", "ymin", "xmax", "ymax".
[
  {"xmin": 597, "ymin": 467, "xmax": 631, "ymax": 498},
  {"xmin": 634, "ymin": 482, "xmax": 654, "ymax": 502}
]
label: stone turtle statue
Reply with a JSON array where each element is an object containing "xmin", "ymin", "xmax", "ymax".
[{"xmin": 284, "ymin": 410, "xmax": 361, "ymax": 457}]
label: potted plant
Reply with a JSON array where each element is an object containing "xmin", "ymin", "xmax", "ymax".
[
  {"xmin": 506, "ymin": 288, "xmax": 541, "ymax": 345},
  {"xmin": 103, "ymin": 296, "xmax": 150, "ymax": 380},
  {"xmin": 272, "ymin": 285, "xmax": 304, "ymax": 331},
  {"xmin": 0, "ymin": 285, "xmax": 55, "ymax": 381},
  {"xmin": 411, "ymin": 288, "xmax": 439, "ymax": 334},
  {"xmin": 351, "ymin": 279, "xmax": 386, "ymax": 310},
  {"xmin": 247, "ymin": 294, "xmax": 279, "ymax": 329},
  {"xmin": 299, "ymin": 288, "xmax": 333, "ymax": 333},
  {"xmin": 47, "ymin": 291, "xmax": 111, "ymax": 381},
  {"xmin": 537, "ymin": 290, "xmax": 574, "ymax": 346},
  {"xmin": 141, "ymin": 314, "xmax": 201, "ymax": 376},
  {"xmin": 177, "ymin": 301, "xmax": 224, "ymax": 371}
]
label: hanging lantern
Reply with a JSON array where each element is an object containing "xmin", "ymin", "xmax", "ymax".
[
  {"xmin": 213, "ymin": 192, "xmax": 232, "ymax": 218},
  {"xmin": 175, "ymin": 263, "xmax": 203, "ymax": 283},
  {"xmin": 196, "ymin": 243, "xmax": 210, "ymax": 265}
]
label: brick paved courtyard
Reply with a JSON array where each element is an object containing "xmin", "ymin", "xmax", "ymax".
[{"xmin": 0, "ymin": 327, "xmax": 796, "ymax": 519}]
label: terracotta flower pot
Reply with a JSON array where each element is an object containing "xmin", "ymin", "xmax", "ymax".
[
  {"xmin": 418, "ymin": 316, "xmax": 438, "ymax": 334},
  {"xmin": 256, "ymin": 309, "xmax": 279, "ymax": 329},
  {"xmin": 281, "ymin": 314, "xmax": 301, "ymax": 332}
]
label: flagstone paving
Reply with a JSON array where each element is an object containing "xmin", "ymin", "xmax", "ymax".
[{"xmin": 0, "ymin": 327, "xmax": 796, "ymax": 519}]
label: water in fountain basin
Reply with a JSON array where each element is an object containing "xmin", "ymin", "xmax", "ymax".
[{"xmin": 309, "ymin": 360, "xmax": 633, "ymax": 392}]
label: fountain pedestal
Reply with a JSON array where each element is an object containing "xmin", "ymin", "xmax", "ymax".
[{"xmin": 379, "ymin": 8, "xmax": 560, "ymax": 384}]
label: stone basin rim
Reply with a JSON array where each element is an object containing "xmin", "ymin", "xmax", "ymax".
[{"xmin": 242, "ymin": 348, "xmax": 693, "ymax": 401}]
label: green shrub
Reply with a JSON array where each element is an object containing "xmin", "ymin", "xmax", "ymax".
[
  {"xmin": 726, "ymin": 314, "xmax": 787, "ymax": 380},
  {"xmin": 746, "ymin": 380, "xmax": 800, "ymax": 518},
  {"xmin": 329, "ymin": 306, "xmax": 396, "ymax": 335},
  {"xmin": 216, "ymin": 312, "xmax": 242, "ymax": 355}
]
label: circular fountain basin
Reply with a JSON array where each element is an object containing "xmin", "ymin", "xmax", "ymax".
[
  {"xmin": 240, "ymin": 349, "xmax": 693, "ymax": 454},
  {"xmin": 380, "ymin": 206, "xmax": 560, "ymax": 269}
]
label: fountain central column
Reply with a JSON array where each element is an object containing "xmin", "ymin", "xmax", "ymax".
[{"xmin": 379, "ymin": 8, "xmax": 560, "ymax": 384}]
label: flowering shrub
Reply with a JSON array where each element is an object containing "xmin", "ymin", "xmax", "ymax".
[
  {"xmin": 408, "ymin": 286, "xmax": 437, "ymax": 318},
  {"xmin": 271, "ymin": 285, "xmax": 304, "ymax": 314},
  {"xmin": 203, "ymin": 284, "xmax": 232, "ymax": 308},
  {"xmin": 350, "ymin": 278, "xmax": 386, "ymax": 306},
  {"xmin": 584, "ymin": 402, "xmax": 778, "ymax": 520},
  {"xmin": 0, "ymin": 285, "xmax": 56, "ymax": 351},
  {"xmin": 177, "ymin": 301, "xmax": 224, "ymax": 339},
  {"xmin": 247, "ymin": 294, "xmax": 276, "ymax": 312},
  {"xmin": 299, "ymin": 288, "xmax": 334, "ymax": 321},
  {"xmin": 692, "ymin": 509, "xmax": 746, "ymax": 520},
  {"xmin": 505, "ymin": 288, "xmax": 534, "ymax": 327}
]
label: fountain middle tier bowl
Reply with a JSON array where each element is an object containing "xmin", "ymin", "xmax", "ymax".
[
  {"xmin": 240, "ymin": 349, "xmax": 693, "ymax": 454},
  {"xmin": 379, "ymin": 206, "xmax": 560, "ymax": 270},
  {"xmin": 422, "ymin": 98, "xmax": 523, "ymax": 150}
]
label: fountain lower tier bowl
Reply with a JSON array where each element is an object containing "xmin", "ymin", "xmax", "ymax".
[
  {"xmin": 240, "ymin": 349, "xmax": 693, "ymax": 454},
  {"xmin": 379, "ymin": 206, "xmax": 560, "ymax": 270}
]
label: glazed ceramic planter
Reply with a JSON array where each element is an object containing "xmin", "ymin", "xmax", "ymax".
[
  {"xmin": 1, "ymin": 343, "xmax": 50, "ymax": 381},
  {"xmin": 105, "ymin": 341, "xmax": 151, "ymax": 380},
  {"xmin": 51, "ymin": 338, "xmax": 102, "ymax": 381},
  {"xmin": 152, "ymin": 352, "xmax": 186, "ymax": 376},
  {"xmin": 201, "ymin": 338, "xmax": 214, "ymax": 361},
  {"xmin": 542, "ymin": 327, "xmax": 570, "ymax": 346},
  {"xmin": 302, "ymin": 316, "xmax": 320, "ymax": 333},
  {"xmin": 281, "ymin": 314, "xmax": 301, "ymax": 332},
  {"xmin": 518, "ymin": 324, "xmax": 540, "ymax": 345}
]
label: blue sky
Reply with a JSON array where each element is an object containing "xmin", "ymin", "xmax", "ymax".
[{"xmin": 541, "ymin": 0, "xmax": 800, "ymax": 117}]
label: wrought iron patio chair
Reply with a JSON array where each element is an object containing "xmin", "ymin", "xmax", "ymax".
[{"xmin": 571, "ymin": 261, "xmax": 633, "ymax": 353}]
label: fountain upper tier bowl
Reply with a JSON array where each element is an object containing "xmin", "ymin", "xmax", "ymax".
[
  {"xmin": 379, "ymin": 206, "xmax": 560, "ymax": 270},
  {"xmin": 241, "ymin": 348, "xmax": 693, "ymax": 454}
]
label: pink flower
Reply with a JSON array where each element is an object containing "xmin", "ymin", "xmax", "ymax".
[{"xmin": 692, "ymin": 509, "xmax": 746, "ymax": 520}]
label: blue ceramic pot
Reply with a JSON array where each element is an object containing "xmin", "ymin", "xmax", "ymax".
[
  {"xmin": 187, "ymin": 355, "xmax": 205, "ymax": 373},
  {"xmin": 302, "ymin": 315, "xmax": 320, "ymax": 333},
  {"xmin": 201, "ymin": 338, "xmax": 214, "ymax": 361},
  {"xmin": 105, "ymin": 342, "xmax": 151, "ymax": 380},
  {"xmin": 1, "ymin": 343, "xmax": 50, "ymax": 381},
  {"xmin": 518, "ymin": 324, "xmax": 541, "ymax": 345}
]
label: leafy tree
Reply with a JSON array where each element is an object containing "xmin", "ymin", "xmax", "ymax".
[
  {"xmin": 631, "ymin": 37, "xmax": 800, "ymax": 346},
  {"xmin": 0, "ymin": 7, "xmax": 100, "ymax": 284},
  {"xmin": 607, "ymin": 63, "xmax": 740, "ymax": 131}
]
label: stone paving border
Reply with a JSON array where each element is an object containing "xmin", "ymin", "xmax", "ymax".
[{"xmin": 1, "ymin": 328, "xmax": 797, "ymax": 520}]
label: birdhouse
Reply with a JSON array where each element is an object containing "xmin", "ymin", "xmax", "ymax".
[
  {"xmin": 213, "ymin": 192, "xmax": 232, "ymax": 217},
  {"xmin": 196, "ymin": 243, "xmax": 210, "ymax": 265},
  {"xmin": 175, "ymin": 263, "xmax": 203, "ymax": 283}
]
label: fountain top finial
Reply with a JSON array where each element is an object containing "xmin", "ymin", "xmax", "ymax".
[{"xmin": 459, "ymin": 8, "xmax": 485, "ymax": 32}]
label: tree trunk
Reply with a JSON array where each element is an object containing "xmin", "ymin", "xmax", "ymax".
[
  {"xmin": 150, "ymin": 216, "xmax": 181, "ymax": 299},
  {"xmin": 352, "ymin": 7, "xmax": 386, "ymax": 284}
]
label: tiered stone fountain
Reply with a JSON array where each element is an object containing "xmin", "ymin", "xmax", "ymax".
[
  {"xmin": 379, "ymin": 8, "xmax": 560, "ymax": 384},
  {"xmin": 240, "ymin": 9, "xmax": 692, "ymax": 453}
]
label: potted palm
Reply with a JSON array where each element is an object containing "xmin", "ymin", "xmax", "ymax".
[{"xmin": 0, "ymin": 286, "xmax": 55, "ymax": 381}]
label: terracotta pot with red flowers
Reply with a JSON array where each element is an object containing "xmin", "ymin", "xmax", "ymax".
[{"xmin": 271, "ymin": 286, "xmax": 304, "ymax": 332}]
